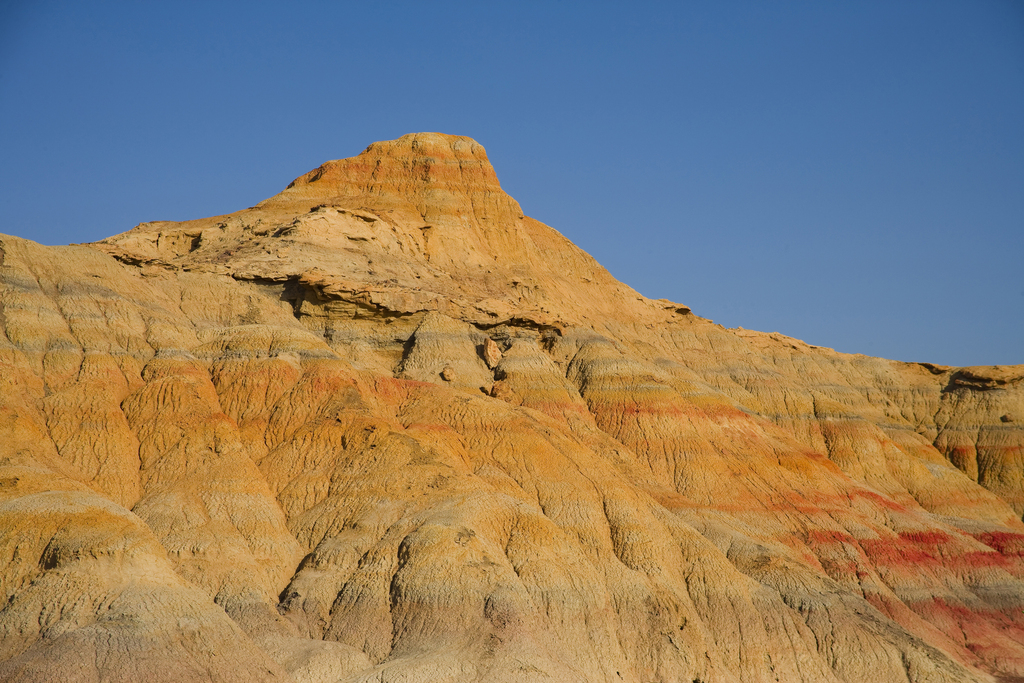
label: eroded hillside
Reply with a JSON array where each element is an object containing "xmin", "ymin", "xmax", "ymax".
[{"xmin": 1, "ymin": 133, "xmax": 1022, "ymax": 683}]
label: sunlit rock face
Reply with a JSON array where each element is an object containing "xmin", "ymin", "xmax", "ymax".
[{"xmin": 2, "ymin": 132, "xmax": 1023, "ymax": 683}]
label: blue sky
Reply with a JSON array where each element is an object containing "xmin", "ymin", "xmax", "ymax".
[{"xmin": 1, "ymin": 0, "xmax": 1021, "ymax": 366}]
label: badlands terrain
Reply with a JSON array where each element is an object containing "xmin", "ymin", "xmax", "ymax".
[{"xmin": 1, "ymin": 133, "xmax": 1022, "ymax": 683}]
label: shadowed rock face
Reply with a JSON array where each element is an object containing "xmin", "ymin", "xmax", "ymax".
[{"xmin": 1, "ymin": 132, "xmax": 1023, "ymax": 683}]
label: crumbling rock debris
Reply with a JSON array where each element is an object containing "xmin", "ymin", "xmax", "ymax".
[{"xmin": 482, "ymin": 337, "xmax": 502, "ymax": 369}]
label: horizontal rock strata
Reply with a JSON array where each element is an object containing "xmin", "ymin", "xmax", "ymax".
[{"xmin": 1, "ymin": 132, "xmax": 1023, "ymax": 683}]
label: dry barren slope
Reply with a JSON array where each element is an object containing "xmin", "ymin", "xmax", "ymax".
[{"xmin": 1, "ymin": 133, "xmax": 1023, "ymax": 683}]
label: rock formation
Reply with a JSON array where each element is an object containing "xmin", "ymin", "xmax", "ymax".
[{"xmin": 1, "ymin": 132, "xmax": 1022, "ymax": 683}]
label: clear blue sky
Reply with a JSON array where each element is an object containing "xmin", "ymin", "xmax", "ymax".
[{"xmin": 2, "ymin": 1, "xmax": 1021, "ymax": 366}]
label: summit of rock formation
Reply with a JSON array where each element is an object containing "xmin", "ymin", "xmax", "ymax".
[{"xmin": 2, "ymin": 133, "xmax": 1023, "ymax": 683}]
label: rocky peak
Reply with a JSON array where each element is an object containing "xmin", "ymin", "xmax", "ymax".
[
  {"xmin": 94, "ymin": 133, "xmax": 655, "ymax": 332},
  {"xmin": 274, "ymin": 132, "xmax": 523, "ymax": 226}
]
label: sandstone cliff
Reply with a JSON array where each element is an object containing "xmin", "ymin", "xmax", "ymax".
[{"xmin": 1, "ymin": 133, "xmax": 1022, "ymax": 683}]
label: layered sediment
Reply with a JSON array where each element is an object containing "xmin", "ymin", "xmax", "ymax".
[{"xmin": 1, "ymin": 133, "xmax": 1022, "ymax": 683}]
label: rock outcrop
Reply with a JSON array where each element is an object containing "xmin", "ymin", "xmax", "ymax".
[{"xmin": 1, "ymin": 132, "xmax": 1023, "ymax": 683}]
